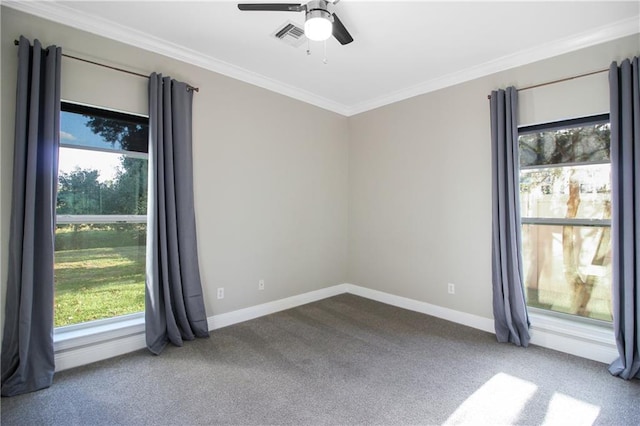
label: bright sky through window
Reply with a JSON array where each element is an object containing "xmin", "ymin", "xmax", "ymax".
[{"xmin": 58, "ymin": 147, "xmax": 122, "ymax": 183}]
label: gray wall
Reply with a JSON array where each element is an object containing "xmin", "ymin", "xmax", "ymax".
[
  {"xmin": 347, "ymin": 34, "xmax": 639, "ymax": 319},
  {"xmin": 0, "ymin": 7, "xmax": 349, "ymax": 336}
]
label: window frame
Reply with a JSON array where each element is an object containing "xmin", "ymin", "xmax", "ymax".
[
  {"xmin": 518, "ymin": 114, "xmax": 609, "ymax": 136},
  {"xmin": 54, "ymin": 101, "xmax": 149, "ymax": 335},
  {"xmin": 517, "ymin": 113, "xmax": 613, "ymax": 326}
]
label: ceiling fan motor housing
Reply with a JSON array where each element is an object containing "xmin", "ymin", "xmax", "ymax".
[
  {"xmin": 306, "ymin": 8, "xmax": 331, "ymax": 21},
  {"xmin": 305, "ymin": 0, "xmax": 332, "ymax": 22}
]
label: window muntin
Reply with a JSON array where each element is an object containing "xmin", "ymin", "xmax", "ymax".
[
  {"xmin": 55, "ymin": 102, "xmax": 148, "ymax": 328},
  {"xmin": 518, "ymin": 116, "xmax": 612, "ymax": 323}
]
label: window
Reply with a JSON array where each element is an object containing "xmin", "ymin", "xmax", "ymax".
[
  {"xmin": 518, "ymin": 114, "xmax": 612, "ymax": 322},
  {"xmin": 55, "ymin": 102, "xmax": 149, "ymax": 328}
]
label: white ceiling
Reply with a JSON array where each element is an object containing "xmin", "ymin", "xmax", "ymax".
[{"xmin": 6, "ymin": 1, "xmax": 640, "ymax": 116}]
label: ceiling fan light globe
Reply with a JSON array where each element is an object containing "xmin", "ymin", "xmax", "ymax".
[{"xmin": 305, "ymin": 15, "xmax": 332, "ymax": 41}]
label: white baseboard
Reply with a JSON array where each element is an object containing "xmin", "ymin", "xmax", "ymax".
[
  {"xmin": 54, "ymin": 282, "xmax": 618, "ymax": 371},
  {"xmin": 343, "ymin": 284, "xmax": 617, "ymax": 365},
  {"xmin": 344, "ymin": 284, "xmax": 495, "ymax": 333},
  {"xmin": 207, "ymin": 284, "xmax": 348, "ymax": 331}
]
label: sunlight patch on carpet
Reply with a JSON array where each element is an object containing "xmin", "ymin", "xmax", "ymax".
[
  {"xmin": 542, "ymin": 392, "xmax": 600, "ymax": 425},
  {"xmin": 443, "ymin": 373, "xmax": 537, "ymax": 425}
]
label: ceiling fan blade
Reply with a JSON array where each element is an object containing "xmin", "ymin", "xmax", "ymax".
[
  {"xmin": 238, "ymin": 3, "xmax": 303, "ymax": 12},
  {"xmin": 332, "ymin": 13, "xmax": 353, "ymax": 45}
]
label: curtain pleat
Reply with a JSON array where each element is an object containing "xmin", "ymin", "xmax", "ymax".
[
  {"xmin": 608, "ymin": 57, "xmax": 640, "ymax": 380},
  {"xmin": 490, "ymin": 87, "xmax": 531, "ymax": 347},
  {"xmin": 145, "ymin": 73, "xmax": 209, "ymax": 355},
  {"xmin": 1, "ymin": 36, "xmax": 61, "ymax": 396}
]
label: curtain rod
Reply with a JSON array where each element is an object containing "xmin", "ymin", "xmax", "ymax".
[
  {"xmin": 486, "ymin": 68, "xmax": 608, "ymax": 99},
  {"xmin": 14, "ymin": 40, "xmax": 199, "ymax": 92}
]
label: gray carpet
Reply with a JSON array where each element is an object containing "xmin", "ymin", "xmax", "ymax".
[{"xmin": 1, "ymin": 294, "xmax": 639, "ymax": 425}]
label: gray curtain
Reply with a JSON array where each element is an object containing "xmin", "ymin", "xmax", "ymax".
[
  {"xmin": 608, "ymin": 57, "xmax": 640, "ymax": 380},
  {"xmin": 490, "ymin": 87, "xmax": 531, "ymax": 347},
  {"xmin": 1, "ymin": 36, "xmax": 61, "ymax": 396},
  {"xmin": 146, "ymin": 73, "xmax": 209, "ymax": 355}
]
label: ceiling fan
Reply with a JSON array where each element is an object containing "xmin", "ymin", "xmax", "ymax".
[{"xmin": 237, "ymin": 0, "xmax": 354, "ymax": 45}]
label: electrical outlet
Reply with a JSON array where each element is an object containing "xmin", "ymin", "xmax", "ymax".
[
  {"xmin": 258, "ymin": 280, "xmax": 265, "ymax": 290},
  {"xmin": 217, "ymin": 288, "xmax": 224, "ymax": 299},
  {"xmin": 448, "ymin": 283, "xmax": 455, "ymax": 295}
]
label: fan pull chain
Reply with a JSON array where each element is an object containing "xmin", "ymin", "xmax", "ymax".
[
  {"xmin": 323, "ymin": 40, "xmax": 328, "ymax": 64},
  {"xmin": 307, "ymin": 39, "xmax": 311, "ymax": 56}
]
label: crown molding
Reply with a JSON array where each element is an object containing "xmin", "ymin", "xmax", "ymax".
[
  {"xmin": 346, "ymin": 15, "xmax": 640, "ymax": 116},
  {"xmin": 3, "ymin": 1, "xmax": 638, "ymax": 117}
]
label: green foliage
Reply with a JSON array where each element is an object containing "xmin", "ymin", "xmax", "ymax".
[
  {"xmin": 107, "ymin": 157, "xmax": 148, "ymax": 215},
  {"xmin": 57, "ymin": 169, "xmax": 104, "ymax": 214},
  {"xmin": 55, "ymin": 224, "xmax": 146, "ymax": 251},
  {"xmin": 56, "ymin": 158, "xmax": 147, "ymax": 216},
  {"xmin": 85, "ymin": 116, "xmax": 148, "ymax": 152}
]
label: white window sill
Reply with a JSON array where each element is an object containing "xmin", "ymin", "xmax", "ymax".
[
  {"xmin": 54, "ymin": 313, "xmax": 145, "ymax": 353},
  {"xmin": 528, "ymin": 309, "xmax": 617, "ymax": 364}
]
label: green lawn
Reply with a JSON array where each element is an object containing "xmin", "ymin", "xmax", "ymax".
[{"xmin": 54, "ymin": 245, "xmax": 145, "ymax": 327}]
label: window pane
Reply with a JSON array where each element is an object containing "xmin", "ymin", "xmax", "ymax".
[
  {"xmin": 57, "ymin": 148, "xmax": 148, "ymax": 215},
  {"xmin": 61, "ymin": 108, "xmax": 148, "ymax": 153},
  {"xmin": 522, "ymin": 224, "xmax": 612, "ymax": 322},
  {"xmin": 519, "ymin": 164, "xmax": 611, "ymax": 220},
  {"xmin": 54, "ymin": 223, "xmax": 146, "ymax": 327},
  {"xmin": 519, "ymin": 123, "xmax": 610, "ymax": 167}
]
